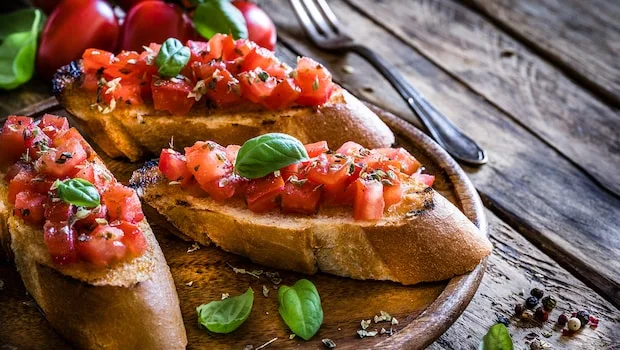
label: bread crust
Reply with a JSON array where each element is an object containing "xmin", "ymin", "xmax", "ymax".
[
  {"xmin": 54, "ymin": 61, "xmax": 395, "ymax": 161},
  {"xmin": 131, "ymin": 163, "xmax": 492, "ymax": 285}
]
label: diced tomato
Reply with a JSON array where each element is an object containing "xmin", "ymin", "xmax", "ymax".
[
  {"xmin": 104, "ymin": 51, "xmax": 143, "ymax": 80},
  {"xmin": 203, "ymin": 174, "xmax": 243, "ymax": 201},
  {"xmin": 192, "ymin": 60, "xmax": 226, "ymax": 80},
  {"xmin": 305, "ymin": 154, "xmax": 351, "ymax": 192},
  {"xmin": 238, "ymin": 69, "xmax": 277, "ymax": 104},
  {"xmin": 207, "ymin": 33, "xmax": 237, "ymax": 61},
  {"xmin": 4, "ymin": 161, "xmax": 31, "ymax": 182},
  {"xmin": 44, "ymin": 200, "xmax": 73, "ymax": 222},
  {"xmin": 23, "ymin": 124, "xmax": 51, "ymax": 160},
  {"xmin": 76, "ymin": 225, "xmax": 127, "ymax": 267},
  {"xmin": 412, "ymin": 173, "xmax": 435, "ymax": 187},
  {"xmin": 81, "ymin": 73, "xmax": 100, "ymax": 91},
  {"xmin": 103, "ymin": 80, "xmax": 144, "ymax": 107},
  {"xmin": 224, "ymin": 145, "xmax": 241, "ymax": 163},
  {"xmin": 0, "ymin": 116, "xmax": 33, "ymax": 165},
  {"xmin": 240, "ymin": 46, "xmax": 286, "ymax": 78},
  {"xmin": 152, "ymin": 78, "xmax": 195, "ymax": 115},
  {"xmin": 74, "ymin": 160, "xmax": 115, "ymax": 193},
  {"xmin": 382, "ymin": 177, "xmax": 403, "ymax": 208},
  {"xmin": 324, "ymin": 181, "xmax": 356, "ymax": 206},
  {"xmin": 294, "ymin": 57, "xmax": 334, "ymax": 105},
  {"xmin": 113, "ymin": 220, "xmax": 148, "ymax": 257},
  {"xmin": 187, "ymin": 39, "xmax": 210, "ymax": 63},
  {"xmin": 158, "ymin": 148, "xmax": 193, "ymax": 186},
  {"xmin": 263, "ymin": 78, "xmax": 301, "ymax": 110},
  {"xmin": 82, "ymin": 48, "xmax": 115, "ymax": 72},
  {"xmin": 39, "ymin": 114, "xmax": 70, "ymax": 139},
  {"xmin": 376, "ymin": 148, "xmax": 421, "ymax": 175},
  {"xmin": 280, "ymin": 162, "xmax": 300, "ymax": 181},
  {"xmin": 304, "ymin": 141, "xmax": 328, "ymax": 158},
  {"xmin": 74, "ymin": 205, "xmax": 107, "ymax": 232},
  {"xmin": 52, "ymin": 128, "xmax": 93, "ymax": 159},
  {"xmin": 353, "ymin": 179, "xmax": 385, "ymax": 220},
  {"xmin": 192, "ymin": 62, "xmax": 242, "ymax": 106},
  {"xmin": 335, "ymin": 141, "xmax": 367, "ymax": 158},
  {"xmin": 44, "ymin": 221, "xmax": 78, "ymax": 265},
  {"xmin": 245, "ymin": 175, "xmax": 284, "ymax": 213},
  {"xmin": 13, "ymin": 191, "xmax": 47, "ymax": 224},
  {"xmin": 281, "ymin": 181, "xmax": 321, "ymax": 214},
  {"xmin": 35, "ymin": 138, "xmax": 88, "ymax": 178},
  {"xmin": 185, "ymin": 141, "xmax": 233, "ymax": 187},
  {"xmin": 8, "ymin": 168, "xmax": 37, "ymax": 204},
  {"xmin": 102, "ymin": 183, "xmax": 145, "ymax": 223}
]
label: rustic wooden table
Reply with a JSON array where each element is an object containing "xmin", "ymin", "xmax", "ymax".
[{"xmin": 1, "ymin": 0, "xmax": 619, "ymax": 348}]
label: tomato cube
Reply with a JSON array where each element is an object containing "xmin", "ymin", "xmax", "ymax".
[
  {"xmin": 245, "ymin": 175, "xmax": 285, "ymax": 213},
  {"xmin": 185, "ymin": 141, "xmax": 233, "ymax": 187},
  {"xmin": 23, "ymin": 124, "xmax": 51, "ymax": 160},
  {"xmin": 263, "ymin": 78, "xmax": 301, "ymax": 110},
  {"xmin": 13, "ymin": 191, "xmax": 47, "ymax": 224},
  {"xmin": 0, "ymin": 116, "xmax": 33, "ymax": 165},
  {"xmin": 158, "ymin": 148, "xmax": 193, "ymax": 187},
  {"xmin": 281, "ymin": 181, "xmax": 322, "ymax": 215},
  {"xmin": 44, "ymin": 221, "xmax": 78, "ymax": 265},
  {"xmin": 35, "ymin": 138, "xmax": 88, "ymax": 178},
  {"xmin": 304, "ymin": 141, "xmax": 328, "ymax": 158},
  {"xmin": 353, "ymin": 179, "xmax": 385, "ymax": 220},
  {"xmin": 152, "ymin": 78, "xmax": 195, "ymax": 115},
  {"xmin": 294, "ymin": 57, "xmax": 334, "ymax": 106},
  {"xmin": 412, "ymin": 173, "xmax": 435, "ymax": 187},
  {"xmin": 76, "ymin": 225, "xmax": 127, "ymax": 267},
  {"xmin": 44, "ymin": 200, "xmax": 74, "ymax": 222},
  {"xmin": 113, "ymin": 220, "xmax": 147, "ymax": 257},
  {"xmin": 102, "ymin": 183, "xmax": 144, "ymax": 224},
  {"xmin": 39, "ymin": 114, "xmax": 70, "ymax": 139},
  {"xmin": 238, "ymin": 69, "xmax": 277, "ymax": 104}
]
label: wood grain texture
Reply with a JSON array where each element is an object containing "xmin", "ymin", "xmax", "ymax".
[
  {"xmin": 466, "ymin": 0, "xmax": 620, "ymax": 105},
  {"xmin": 345, "ymin": 0, "xmax": 620, "ymax": 197},
  {"xmin": 0, "ymin": 103, "xmax": 487, "ymax": 348},
  {"xmin": 262, "ymin": 0, "xmax": 620, "ymax": 306}
]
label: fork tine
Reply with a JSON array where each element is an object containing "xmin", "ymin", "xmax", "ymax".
[
  {"xmin": 301, "ymin": 0, "xmax": 334, "ymax": 36},
  {"xmin": 315, "ymin": 0, "xmax": 341, "ymax": 31},
  {"xmin": 290, "ymin": 0, "xmax": 322, "ymax": 42}
]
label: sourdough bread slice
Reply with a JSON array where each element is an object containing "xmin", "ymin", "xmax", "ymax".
[
  {"xmin": 131, "ymin": 162, "xmax": 492, "ymax": 285},
  {"xmin": 54, "ymin": 61, "xmax": 395, "ymax": 161}
]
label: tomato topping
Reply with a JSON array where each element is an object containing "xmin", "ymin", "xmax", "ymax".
[
  {"xmin": 354, "ymin": 179, "xmax": 385, "ymax": 220},
  {"xmin": 305, "ymin": 154, "xmax": 351, "ymax": 193},
  {"xmin": 192, "ymin": 61, "xmax": 242, "ymax": 106},
  {"xmin": 263, "ymin": 78, "xmax": 301, "ymax": 110},
  {"xmin": 185, "ymin": 141, "xmax": 233, "ymax": 187},
  {"xmin": 23, "ymin": 124, "xmax": 52, "ymax": 160},
  {"xmin": 4, "ymin": 161, "xmax": 31, "ymax": 182},
  {"xmin": 13, "ymin": 191, "xmax": 47, "ymax": 224},
  {"xmin": 245, "ymin": 175, "xmax": 285, "ymax": 213},
  {"xmin": 113, "ymin": 220, "xmax": 148, "ymax": 257},
  {"xmin": 238, "ymin": 69, "xmax": 277, "ymax": 104},
  {"xmin": 376, "ymin": 148, "xmax": 421, "ymax": 175},
  {"xmin": 44, "ymin": 221, "xmax": 78, "ymax": 265},
  {"xmin": 45, "ymin": 200, "xmax": 74, "ymax": 223},
  {"xmin": 224, "ymin": 145, "xmax": 241, "ymax": 163},
  {"xmin": 152, "ymin": 78, "xmax": 195, "ymax": 115},
  {"xmin": 412, "ymin": 173, "xmax": 436, "ymax": 187},
  {"xmin": 203, "ymin": 174, "xmax": 244, "ymax": 201},
  {"xmin": 187, "ymin": 40, "xmax": 210, "ymax": 63},
  {"xmin": 241, "ymin": 47, "xmax": 286, "ymax": 78},
  {"xmin": 304, "ymin": 141, "xmax": 329, "ymax": 158},
  {"xmin": 82, "ymin": 48, "xmax": 115, "ymax": 73},
  {"xmin": 102, "ymin": 183, "xmax": 145, "ymax": 224},
  {"xmin": 159, "ymin": 149, "xmax": 193, "ymax": 187},
  {"xmin": 74, "ymin": 160, "xmax": 115, "ymax": 193},
  {"xmin": 76, "ymin": 225, "xmax": 127, "ymax": 267},
  {"xmin": 383, "ymin": 177, "xmax": 403, "ymax": 208},
  {"xmin": 39, "ymin": 114, "xmax": 70, "ymax": 139},
  {"xmin": 336, "ymin": 141, "xmax": 367, "ymax": 158},
  {"xmin": 207, "ymin": 33, "xmax": 238, "ymax": 61},
  {"xmin": 281, "ymin": 181, "xmax": 321, "ymax": 214},
  {"xmin": 280, "ymin": 163, "xmax": 300, "ymax": 181},
  {"xmin": 0, "ymin": 116, "xmax": 33, "ymax": 166},
  {"xmin": 35, "ymin": 138, "xmax": 88, "ymax": 178},
  {"xmin": 8, "ymin": 168, "xmax": 53, "ymax": 204},
  {"xmin": 294, "ymin": 57, "xmax": 334, "ymax": 105}
]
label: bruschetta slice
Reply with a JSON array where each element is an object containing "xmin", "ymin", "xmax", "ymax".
[
  {"xmin": 52, "ymin": 35, "xmax": 394, "ymax": 162},
  {"xmin": 130, "ymin": 135, "xmax": 492, "ymax": 285},
  {"xmin": 0, "ymin": 115, "xmax": 187, "ymax": 349}
]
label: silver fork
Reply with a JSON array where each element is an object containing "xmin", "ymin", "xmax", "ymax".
[{"xmin": 290, "ymin": 0, "xmax": 488, "ymax": 165}]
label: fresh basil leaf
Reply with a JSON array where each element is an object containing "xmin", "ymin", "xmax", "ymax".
[
  {"xmin": 479, "ymin": 323, "xmax": 513, "ymax": 350},
  {"xmin": 0, "ymin": 9, "xmax": 45, "ymax": 90},
  {"xmin": 194, "ymin": 0, "xmax": 248, "ymax": 40},
  {"xmin": 278, "ymin": 279, "xmax": 323, "ymax": 341},
  {"xmin": 54, "ymin": 178, "xmax": 100, "ymax": 208},
  {"xmin": 235, "ymin": 133, "xmax": 309, "ymax": 179},
  {"xmin": 197, "ymin": 287, "xmax": 254, "ymax": 333},
  {"xmin": 155, "ymin": 38, "xmax": 191, "ymax": 78}
]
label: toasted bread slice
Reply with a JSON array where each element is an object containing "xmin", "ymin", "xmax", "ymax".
[
  {"xmin": 131, "ymin": 162, "xmax": 491, "ymax": 285},
  {"xmin": 0, "ymin": 168, "xmax": 186, "ymax": 348},
  {"xmin": 53, "ymin": 61, "xmax": 395, "ymax": 162}
]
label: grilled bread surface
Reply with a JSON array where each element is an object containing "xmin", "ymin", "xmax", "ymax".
[{"xmin": 131, "ymin": 162, "xmax": 492, "ymax": 285}]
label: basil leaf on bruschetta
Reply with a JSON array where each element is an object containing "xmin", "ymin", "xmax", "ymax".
[
  {"xmin": 197, "ymin": 287, "xmax": 254, "ymax": 334},
  {"xmin": 155, "ymin": 38, "xmax": 191, "ymax": 78},
  {"xmin": 235, "ymin": 133, "xmax": 309, "ymax": 179},
  {"xmin": 53, "ymin": 178, "xmax": 100, "ymax": 208},
  {"xmin": 278, "ymin": 279, "xmax": 323, "ymax": 341}
]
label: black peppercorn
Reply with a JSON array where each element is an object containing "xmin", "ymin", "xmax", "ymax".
[
  {"xmin": 514, "ymin": 304, "xmax": 524, "ymax": 315},
  {"xmin": 576, "ymin": 310, "xmax": 590, "ymax": 327},
  {"xmin": 497, "ymin": 315, "xmax": 510, "ymax": 327},
  {"xmin": 530, "ymin": 288, "xmax": 544, "ymax": 299},
  {"xmin": 525, "ymin": 296, "xmax": 539, "ymax": 309},
  {"xmin": 541, "ymin": 295, "xmax": 556, "ymax": 311},
  {"xmin": 557, "ymin": 313, "xmax": 569, "ymax": 326}
]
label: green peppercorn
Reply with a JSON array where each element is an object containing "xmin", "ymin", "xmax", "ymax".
[
  {"xmin": 530, "ymin": 287, "xmax": 544, "ymax": 299},
  {"xmin": 576, "ymin": 310, "xmax": 590, "ymax": 327},
  {"xmin": 541, "ymin": 295, "xmax": 556, "ymax": 311},
  {"xmin": 525, "ymin": 296, "xmax": 539, "ymax": 309}
]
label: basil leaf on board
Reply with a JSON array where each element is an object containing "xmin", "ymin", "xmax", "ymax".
[
  {"xmin": 54, "ymin": 178, "xmax": 100, "ymax": 208},
  {"xmin": 235, "ymin": 133, "xmax": 309, "ymax": 179},
  {"xmin": 479, "ymin": 324, "xmax": 514, "ymax": 350},
  {"xmin": 155, "ymin": 38, "xmax": 191, "ymax": 78},
  {"xmin": 197, "ymin": 287, "xmax": 254, "ymax": 333},
  {"xmin": 278, "ymin": 279, "xmax": 323, "ymax": 341},
  {"xmin": 0, "ymin": 9, "xmax": 45, "ymax": 90},
  {"xmin": 194, "ymin": 0, "xmax": 248, "ymax": 40}
]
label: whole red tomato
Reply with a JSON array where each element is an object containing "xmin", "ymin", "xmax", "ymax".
[
  {"xmin": 120, "ymin": 2, "xmax": 195, "ymax": 52},
  {"xmin": 37, "ymin": 0, "xmax": 120, "ymax": 79},
  {"xmin": 232, "ymin": 1, "xmax": 276, "ymax": 51}
]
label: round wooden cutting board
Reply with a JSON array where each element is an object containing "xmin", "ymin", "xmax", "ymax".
[{"xmin": 0, "ymin": 98, "xmax": 487, "ymax": 349}]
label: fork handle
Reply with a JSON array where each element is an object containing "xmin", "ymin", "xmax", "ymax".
[{"xmin": 350, "ymin": 45, "xmax": 487, "ymax": 165}]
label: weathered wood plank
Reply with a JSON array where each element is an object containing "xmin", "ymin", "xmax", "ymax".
[
  {"xmin": 465, "ymin": 0, "xmax": 620, "ymax": 105},
  {"xmin": 430, "ymin": 210, "xmax": 620, "ymax": 349},
  {"xmin": 345, "ymin": 0, "xmax": 620, "ymax": 197},
  {"xmin": 263, "ymin": 0, "xmax": 620, "ymax": 305}
]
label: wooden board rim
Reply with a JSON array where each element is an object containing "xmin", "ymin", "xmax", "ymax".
[{"xmin": 8, "ymin": 97, "xmax": 488, "ymax": 349}]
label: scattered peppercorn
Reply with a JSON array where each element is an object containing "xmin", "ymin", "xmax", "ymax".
[
  {"xmin": 521, "ymin": 310, "xmax": 535, "ymax": 320},
  {"xmin": 568, "ymin": 317, "xmax": 581, "ymax": 331},
  {"xmin": 535, "ymin": 307, "xmax": 548, "ymax": 322},
  {"xmin": 515, "ymin": 304, "xmax": 524, "ymax": 315},
  {"xmin": 575, "ymin": 310, "xmax": 590, "ymax": 327},
  {"xmin": 557, "ymin": 313, "xmax": 569, "ymax": 326},
  {"xmin": 497, "ymin": 315, "xmax": 510, "ymax": 327},
  {"xmin": 525, "ymin": 296, "xmax": 539, "ymax": 309},
  {"xmin": 541, "ymin": 295, "xmax": 556, "ymax": 311},
  {"xmin": 530, "ymin": 288, "xmax": 544, "ymax": 299}
]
